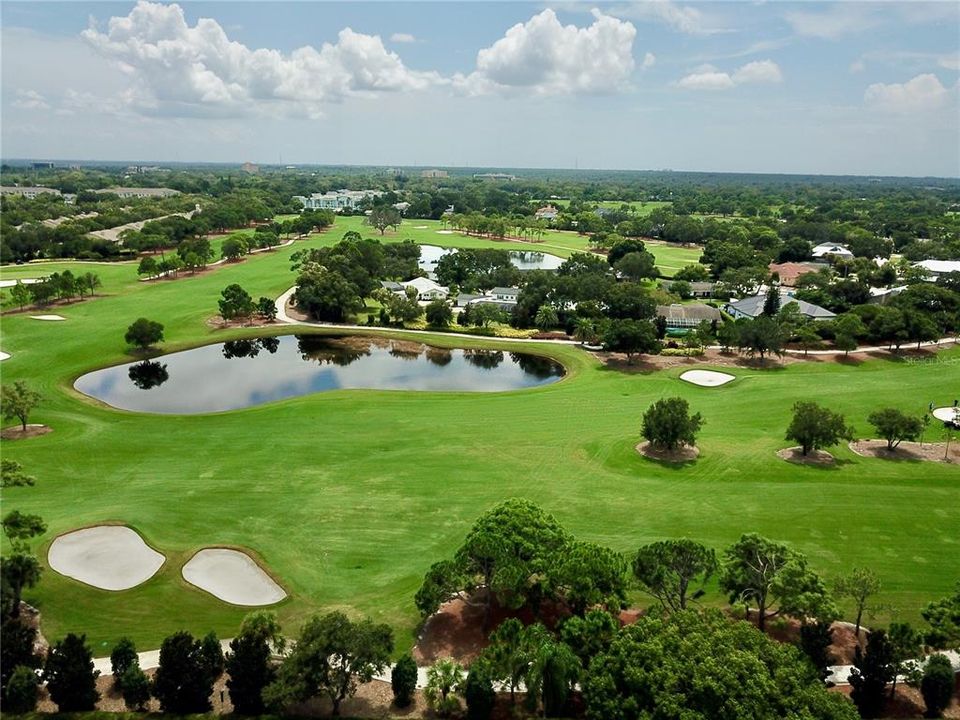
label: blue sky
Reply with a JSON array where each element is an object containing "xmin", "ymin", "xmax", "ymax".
[{"xmin": 2, "ymin": 1, "xmax": 958, "ymax": 176}]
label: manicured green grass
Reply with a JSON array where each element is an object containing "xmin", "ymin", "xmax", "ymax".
[
  {"xmin": 332, "ymin": 216, "xmax": 701, "ymax": 277},
  {"xmin": 1, "ymin": 218, "xmax": 958, "ymax": 654},
  {"xmin": 544, "ymin": 199, "xmax": 672, "ymax": 216}
]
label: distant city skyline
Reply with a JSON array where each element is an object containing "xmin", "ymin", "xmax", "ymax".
[{"xmin": 2, "ymin": 1, "xmax": 958, "ymax": 177}]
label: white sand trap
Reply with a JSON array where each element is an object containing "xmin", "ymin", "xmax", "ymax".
[
  {"xmin": 48, "ymin": 526, "xmax": 165, "ymax": 590},
  {"xmin": 932, "ymin": 407, "xmax": 960, "ymax": 425},
  {"xmin": 413, "ymin": 225, "xmax": 429, "ymax": 229},
  {"xmin": 0, "ymin": 351, "xmax": 9, "ymax": 361},
  {"xmin": 436, "ymin": 230, "xmax": 454, "ymax": 235},
  {"xmin": 0, "ymin": 278, "xmax": 43, "ymax": 288},
  {"xmin": 182, "ymin": 548, "xmax": 286, "ymax": 606},
  {"xmin": 680, "ymin": 370, "xmax": 735, "ymax": 387},
  {"xmin": 30, "ymin": 314, "xmax": 66, "ymax": 321}
]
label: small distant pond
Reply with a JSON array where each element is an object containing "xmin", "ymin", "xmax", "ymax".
[
  {"xmin": 74, "ymin": 335, "xmax": 564, "ymax": 414},
  {"xmin": 418, "ymin": 245, "xmax": 563, "ymax": 275}
]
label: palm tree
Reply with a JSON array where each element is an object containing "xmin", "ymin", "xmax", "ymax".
[{"xmin": 574, "ymin": 318, "xmax": 596, "ymax": 345}]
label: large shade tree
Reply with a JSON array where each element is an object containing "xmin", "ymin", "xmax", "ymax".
[
  {"xmin": 641, "ymin": 397, "xmax": 705, "ymax": 452},
  {"xmin": 415, "ymin": 499, "xmax": 569, "ymax": 626},
  {"xmin": 264, "ymin": 611, "xmax": 392, "ymax": 717},
  {"xmin": 632, "ymin": 539, "xmax": 717, "ymax": 612},
  {"xmin": 582, "ymin": 610, "xmax": 857, "ymax": 720},
  {"xmin": 785, "ymin": 401, "xmax": 854, "ymax": 456},
  {"xmin": 720, "ymin": 533, "xmax": 836, "ymax": 632}
]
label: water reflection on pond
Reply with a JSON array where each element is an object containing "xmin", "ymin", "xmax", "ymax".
[
  {"xmin": 75, "ymin": 335, "xmax": 564, "ymax": 414},
  {"xmin": 418, "ymin": 245, "xmax": 563, "ymax": 275}
]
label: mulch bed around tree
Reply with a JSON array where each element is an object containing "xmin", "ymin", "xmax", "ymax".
[
  {"xmin": 206, "ymin": 316, "xmax": 279, "ymax": 330},
  {"xmin": 849, "ymin": 439, "xmax": 959, "ymax": 463},
  {"xmin": 776, "ymin": 446, "xmax": 835, "ymax": 466},
  {"xmin": 1, "ymin": 424, "xmax": 52, "ymax": 440},
  {"xmin": 636, "ymin": 441, "xmax": 699, "ymax": 463}
]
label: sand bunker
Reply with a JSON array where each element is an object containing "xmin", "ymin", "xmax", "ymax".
[
  {"xmin": 48, "ymin": 526, "xmax": 165, "ymax": 590},
  {"xmin": 413, "ymin": 225, "xmax": 429, "ymax": 229},
  {"xmin": 30, "ymin": 314, "xmax": 66, "ymax": 321},
  {"xmin": 680, "ymin": 370, "xmax": 735, "ymax": 387},
  {"xmin": 932, "ymin": 407, "xmax": 959, "ymax": 425},
  {"xmin": 436, "ymin": 230, "xmax": 454, "ymax": 235},
  {"xmin": 0, "ymin": 278, "xmax": 42, "ymax": 288},
  {"xmin": 182, "ymin": 548, "xmax": 286, "ymax": 606},
  {"xmin": 0, "ymin": 351, "xmax": 9, "ymax": 361}
]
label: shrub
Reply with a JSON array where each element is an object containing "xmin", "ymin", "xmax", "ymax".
[
  {"xmin": 920, "ymin": 654, "xmax": 954, "ymax": 718},
  {"xmin": 464, "ymin": 663, "xmax": 496, "ymax": 720},
  {"xmin": 120, "ymin": 665, "xmax": 152, "ymax": 711},
  {"xmin": 4, "ymin": 665, "xmax": 39, "ymax": 713},
  {"xmin": 391, "ymin": 653, "xmax": 417, "ymax": 708},
  {"xmin": 110, "ymin": 637, "xmax": 138, "ymax": 686}
]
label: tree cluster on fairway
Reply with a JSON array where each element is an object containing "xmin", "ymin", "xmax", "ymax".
[
  {"xmin": 641, "ymin": 396, "xmax": 704, "ymax": 451},
  {"xmin": 7, "ymin": 271, "xmax": 101, "ymax": 310},
  {"xmin": 868, "ymin": 407, "xmax": 925, "ymax": 450},
  {"xmin": 365, "ymin": 205, "xmax": 402, "ymax": 235},
  {"xmin": 124, "ymin": 317, "xmax": 164, "ymax": 350},
  {"xmin": 435, "ymin": 247, "xmax": 520, "ymax": 292},
  {"xmin": 414, "ymin": 499, "xmax": 627, "ymax": 626},
  {"xmin": 1, "ymin": 381, "xmax": 41, "ymax": 431},
  {"xmin": 219, "ymin": 283, "xmax": 255, "ymax": 321},
  {"xmin": 291, "ymin": 234, "xmax": 423, "ymax": 322},
  {"xmin": 786, "ymin": 401, "xmax": 855, "ymax": 456}
]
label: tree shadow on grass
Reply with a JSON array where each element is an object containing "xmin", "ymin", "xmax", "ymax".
[
  {"xmin": 597, "ymin": 357, "xmax": 660, "ymax": 375},
  {"xmin": 734, "ymin": 357, "xmax": 789, "ymax": 371},
  {"xmin": 776, "ymin": 447, "xmax": 855, "ymax": 471}
]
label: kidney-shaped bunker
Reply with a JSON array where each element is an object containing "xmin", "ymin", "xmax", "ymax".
[
  {"xmin": 182, "ymin": 548, "xmax": 287, "ymax": 606},
  {"xmin": 48, "ymin": 526, "xmax": 165, "ymax": 590}
]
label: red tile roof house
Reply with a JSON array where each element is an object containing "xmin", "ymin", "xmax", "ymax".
[{"xmin": 768, "ymin": 262, "xmax": 824, "ymax": 287}]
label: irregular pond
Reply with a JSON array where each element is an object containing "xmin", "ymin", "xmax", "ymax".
[
  {"xmin": 74, "ymin": 335, "xmax": 565, "ymax": 414},
  {"xmin": 418, "ymin": 245, "xmax": 563, "ymax": 275}
]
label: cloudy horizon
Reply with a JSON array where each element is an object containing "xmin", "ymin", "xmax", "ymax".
[{"xmin": 2, "ymin": 1, "xmax": 958, "ymax": 177}]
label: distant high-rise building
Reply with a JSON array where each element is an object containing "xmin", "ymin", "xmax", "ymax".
[
  {"xmin": 421, "ymin": 169, "xmax": 448, "ymax": 178},
  {"xmin": 241, "ymin": 162, "xmax": 259, "ymax": 174}
]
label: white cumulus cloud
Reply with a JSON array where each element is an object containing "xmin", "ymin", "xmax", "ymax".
[
  {"xmin": 390, "ymin": 33, "xmax": 416, "ymax": 43},
  {"xmin": 939, "ymin": 53, "xmax": 960, "ymax": 71},
  {"xmin": 864, "ymin": 73, "xmax": 950, "ymax": 113},
  {"xmin": 731, "ymin": 60, "xmax": 783, "ymax": 84},
  {"xmin": 785, "ymin": 5, "xmax": 878, "ymax": 40},
  {"xmin": 13, "ymin": 89, "xmax": 50, "ymax": 110},
  {"xmin": 454, "ymin": 9, "xmax": 637, "ymax": 96},
  {"xmin": 607, "ymin": 0, "xmax": 724, "ymax": 35},
  {"xmin": 641, "ymin": 52, "xmax": 656, "ymax": 70},
  {"xmin": 676, "ymin": 59, "xmax": 782, "ymax": 91},
  {"xmin": 81, "ymin": 1, "xmax": 443, "ymax": 118}
]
